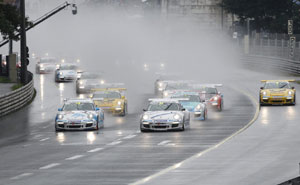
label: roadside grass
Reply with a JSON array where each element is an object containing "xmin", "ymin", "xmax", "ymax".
[
  {"xmin": 0, "ymin": 77, "xmax": 11, "ymax": 83},
  {"xmin": 296, "ymin": 80, "xmax": 300, "ymax": 85},
  {"xmin": 11, "ymin": 83, "xmax": 23, "ymax": 91}
]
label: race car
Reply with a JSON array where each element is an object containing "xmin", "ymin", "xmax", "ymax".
[
  {"xmin": 76, "ymin": 72, "xmax": 104, "ymax": 94},
  {"xmin": 260, "ymin": 80, "xmax": 296, "ymax": 105},
  {"xmin": 35, "ymin": 57, "xmax": 57, "ymax": 74},
  {"xmin": 55, "ymin": 63, "xmax": 79, "ymax": 82},
  {"xmin": 55, "ymin": 98, "xmax": 104, "ymax": 131},
  {"xmin": 190, "ymin": 84, "xmax": 224, "ymax": 111},
  {"xmin": 171, "ymin": 91, "xmax": 207, "ymax": 120},
  {"xmin": 162, "ymin": 80, "xmax": 192, "ymax": 98},
  {"xmin": 154, "ymin": 73, "xmax": 179, "ymax": 95},
  {"xmin": 92, "ymin": 88, "xmax": 128, "ymax": 116},
  {"xmin": 140, "ymin": 98, "xmax": 190, "ymax": 132}
]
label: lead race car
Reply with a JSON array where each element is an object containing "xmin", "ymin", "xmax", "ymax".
[
  {"xmin": 190, "ymin": 84, "xmax": 224, "ymax": 111},
  {"xmin": 170, "ymin": 91, "xmax": 207, "ymax": 120},
  {"xmin": 55, "ymin": 98, "xmax": 104, "ymax": 131},
  {"xmin": 140, "ymin": 98, "xmax": 190, "ymax": 132},
  {"xmin": 260, "ymin": 80, "xmax": 296, "ymax": 105}
]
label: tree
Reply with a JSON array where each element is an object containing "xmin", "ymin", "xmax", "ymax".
[
  {"xmin": 222, "ymin": 0, "xmax": 300, "ymax": 34},
  {"xmin": 0, "ymin": 4, "xmax": 31, "ymax": 41}
]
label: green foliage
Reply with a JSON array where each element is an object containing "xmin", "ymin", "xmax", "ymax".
[
  {"xmin": 11, "ymin": 83, "xmax": 22, "ymax": 90},
  {"xmin": 0, "ymin": 76, "xmax": 10, "ymax": 83},
  {"xmin": 222, "ymin": 0, "xmax": 300, "ymax": 33},
  {"xmin": 0, "ymin": 4, "xmax": 31, "ymax": 41}
]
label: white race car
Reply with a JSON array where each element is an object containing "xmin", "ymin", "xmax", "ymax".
[
  {"xmin": 55, "ymin": 99, "xmax": 104, "ymax": 131},
  {"xmin": 55, "ymin": 63, "xmax": 79, "ymax": 82},
  {"xmin": 140, "ymin": 99, "xmax": 190, "ymax": 132}
]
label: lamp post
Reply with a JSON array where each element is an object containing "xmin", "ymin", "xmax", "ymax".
[{"xmin": 20, "ymin": 0, "xmax": 28, "ymax": 84}]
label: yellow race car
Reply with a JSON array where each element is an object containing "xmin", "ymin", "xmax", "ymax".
[
  {"xmin": 260, "ymin": 80, "xmax": 296, "ymax": 105},
  {"xmin": 91, "ymin": 88, "xmax": 128, "ymax": 116}
]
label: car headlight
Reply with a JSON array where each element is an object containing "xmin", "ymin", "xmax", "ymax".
[
  {"xmin": 288, "ymin": 91, "xmax": 293, "ymax": 95},
  {"xmin": 262, "ymin": 91, "xmax": 267, "ymax": 96},
  {"xmin": 117, "ymin": 101, "xmax": 122, "ymax": 105},
  {"xmin": 195, "ymin": 104, "xmax": 202, "ymax": 111},
  {"xmin": 79, "ymin": 81, "xmax": 83, "ymax": 85},
  {"xmin": 143, "ymin": 115, "xmax": 149, "ymax": 120},
  {"xmin": 158, "ymin": 82, "xmax": 163, "ymax": 87},
  {"xmin": 173, "ymin": 114, "xmax": 180, "ymax": 120},
  {"xmin": 59, "ymin": 72, "xmax": 63, "ymax": 75},
  {"xmin": 214, "ymin": 96, "xmax": 218, "ymax": 101},
  {"xmin": 163, "ymin": 92, "xmax": 168, "ymax": 97},
  {"xmin": 40, "ymin": 64, "xmax": 44, "ymax": 67},
  {"xmin": 58, "ymin": 114, "xmax": 63, "ymax": 119},
  {"xmin": 88, "ymin": 114, "xmax": 94, "ymax": 120}
]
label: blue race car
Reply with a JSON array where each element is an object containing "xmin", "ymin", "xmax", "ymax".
[{"xmin": 171, "ymin": 91, "xmax": 208, "ymax": 120}]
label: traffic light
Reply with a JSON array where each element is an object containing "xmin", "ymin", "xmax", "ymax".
[{"xmin": 26, "ymin": 46, "xmax": 29, "ymax": 66}]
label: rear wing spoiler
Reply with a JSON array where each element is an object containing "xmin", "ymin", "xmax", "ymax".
[
  {"xmin": 191, "ymin": 84, "xmax": 223, "ymax": 88},
  {"xmin": 261, "ymin": 80, "xmax": 295, "ymax": 82},
  {"xmin": 91, "ymin": 88, "xmax": 127, "ymax": 92},
  {"xmin": 148, "ymin": 98, "xmax": 189, "ymax": 103}
]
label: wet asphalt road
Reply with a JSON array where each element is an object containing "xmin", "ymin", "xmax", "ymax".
[{"xmin": 0, "ymin": 69, "xmax": 255, "ymax": 185}]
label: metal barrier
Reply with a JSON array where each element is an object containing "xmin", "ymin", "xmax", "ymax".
[
  {"xmin": 241, "ymin": 55, "xmax": 300, "ymax": 75},
  {"xmin": 0, "ymin": 72, "xmax": 34, "ymax": 117}
]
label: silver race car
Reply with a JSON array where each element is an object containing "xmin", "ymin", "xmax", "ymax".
[
  {"xmin": 55, "ymin": 63, "xmax": 79, "ymax": 82},
  {"xmin": 35, "ymin": 57, "xmax": 57, "ymax": 74},
  {"xmin": 76, "ymin": 72, "xmax": 104, "ymax": 94},
  {"xmin": 140, "ymin": 99, "xmax": 190, "ymax": 132},
  {"xmin": 55, "ymin": 99, "xmax": 104, "ymax": 131}
]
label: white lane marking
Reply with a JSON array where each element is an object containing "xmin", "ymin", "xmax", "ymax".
[
  {"xmin": 123, "ymin": 135, "xmax": 136, "ymax": 139},
  {"xmin": 136, "ymin": 130, "xmax": 141, "ymax": 133},
  {"xmin": 10, "ymin": 173, "xmax": 33, "ymax": 180},
  {"xmin": 87, "ymin": 148, "xmax": 103, "ymax": 153},
  {"xmin": 39, "ymin": 163, "xmax": 61, "ymax": 170},
  {"xmin": 166, "ymin": 143, "xmax": 176, "ymax": 146},
  {"xmin": 107, "ymin": 141, "xmax": 122, "ymax": 146},
  {"xmin": 39, "ymin": 138, "xmax": 49, "ymax": 142},
  {"xmin": 23, "ymin": 144, "xmax": 31, "ymax": 147},
  {"xmin": 157, "ymin": 140, "xmax": 171, "ymax": 146},
  {"xmin": 42, "ymin": 125, "xmax": 50, "ymax": 129},
  {"xmin": 65, "ymin": 155, "xmax": 84, "ymax": 161}
]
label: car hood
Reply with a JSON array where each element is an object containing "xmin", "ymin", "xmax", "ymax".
[
  {"xmin": 58, "ymin": 70, "xmax": 77, "ymax": 76},
  {"xmin": 144, "ymin": 111, "xmax": 183, "ymax": 120},
  {"xmin": 264, "ymin": 88, "xmax": 292, "ymax": 96},
  {"xmin": 179, "ymin": 102, "xmax": 199, "ymax": 111},
  {"xmin": 59, "ymin": 111, "xmax": 96, "ymax": 121}
]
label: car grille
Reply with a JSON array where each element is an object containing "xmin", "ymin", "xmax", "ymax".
[
  {"xmin": 86, "ymin": 123, "xmax": 93, "ymax": 127},
  {"xmin": 153, "ymin": 125, "xmax": 168, "ymax": 129},
  {"xmin": 172, "ymin": 124, "xmax": 179, "ymax": 128},
  {"xmin": 68, "ymin": 125, "xmax": 82, "ymax": 129}
]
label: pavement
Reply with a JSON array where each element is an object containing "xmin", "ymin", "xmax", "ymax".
[{"xmin": 0, "ymin": 83, "xmax": 14, "ymax": 96}]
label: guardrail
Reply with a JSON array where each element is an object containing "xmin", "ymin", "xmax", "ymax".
[
  {"xmin": 241, "ymin": 55, "xmax": 300, "ymax": 75},
  {"xmin": 0, "ymin": 72, "xmax": 34, "ymax": 117}
]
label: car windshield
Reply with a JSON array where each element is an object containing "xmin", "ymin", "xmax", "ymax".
[
  {"xmin": 63, "ymin": 103, "xmax": 94, "ymax": 111},
  {"xmin": 264, "ymin": 82, "xmax": 290, "ymax": 89},
  {"xmin": 166, "ymin": 83, "xmax": 189, "ymax": 90},
  {"xmin": 196, "ymin": 87, "xmax": 217, "ymax": 94},
  {"xmin": 175, "ymin": 95, "xmax": 200, "ymax": 102},
  {"xmin": 93, "ymin": 92, "xmax": 121, "ymax": 99},
  {"xmin": 80, "ymin": 73, "xmax": 102, "ymax": 79},
  {"xmin": 148, "ymin": 103, "xmax": 180, "ymax": 111},
  {"xmin": 60, "ymin": 64, "xmax": 78, "ymax": 70}
]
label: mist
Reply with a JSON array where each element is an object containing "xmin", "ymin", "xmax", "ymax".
[{"xmin": 2, "ymin": 1, "xmax": 241, "ymax": 93}]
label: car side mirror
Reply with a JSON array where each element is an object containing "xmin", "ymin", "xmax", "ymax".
[
  {"xmin": 260, "ymin": 87, "xmax": 264, "ymax": 90},
  {"xmin": 143, "ymin": 109, "xmax": 147, "ymax": 111},
  {"xmin": 58, "ymin": 108, "xmax": 62, "ymax": 111},
  {"xmin": 182, "ymin": 108, "xmax": 186, "ymax": 111},
  {"xmin": 292, "ymin": 87, "xmax": 295, "ymax": 89},
  {"xmin": 95, "ymin": 107, "xmax": 100, "ymax": 111},
  {"xmin": 218, "ymin": 91, "xmax": 221, "ymax": 95},
  {"xmin": 121, "ymin": 96, "xmax": 125, "ymax": 99}
]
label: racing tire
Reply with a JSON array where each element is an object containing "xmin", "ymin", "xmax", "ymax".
[
  {"xmin": 120, "ymin": 104, "xmax": 127, "ymax": 117},
  {"xmin": 95, "ymin": 122, "xmax": 99, "ymax": 130},
  {"xmin": 203, "ymin": 111, "xmax": 206, "ymax": 121},
  {"xmin": 218, "ymin": 102, "xmax": 223, "ymax": 111},
  {"xmin": 180, "ymin": 123, "xmax": 185, "ymax": 131},
  {"xmin": 292, "ymin": 95, "xmax": 296, "ymax": 106}
]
